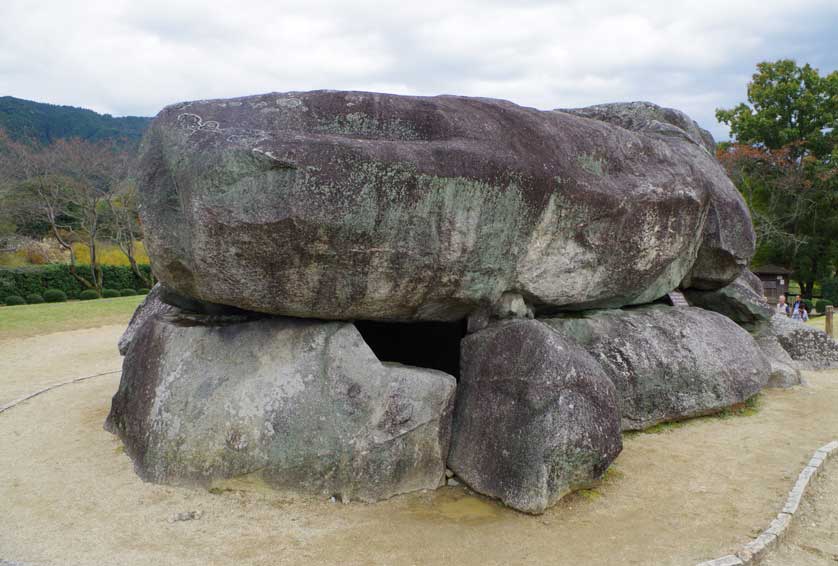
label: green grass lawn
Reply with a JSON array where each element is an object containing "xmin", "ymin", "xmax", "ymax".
[
  {"xmin": 806, "ymin": 315, "xmax": 827, "ymax": 332},
  {"xmin": 0, "ymin": 295, "xmax": 143, "ymax": 342}
]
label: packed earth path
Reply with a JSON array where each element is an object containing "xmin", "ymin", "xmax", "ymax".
[{"xmin": 0, "ymin": 323, "xmax": 837, "ymax": 566}]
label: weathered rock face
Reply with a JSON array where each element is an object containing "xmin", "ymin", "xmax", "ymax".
[
  {"xmin": 754, "ymin": 332, "xmax": 803, "ymax": 388},
  {"xmin": 677, "ymin": 273, "xmax": 800, "ymax": 387},
  {"xmin": 740, "ymin": 270, "xmax": 766, "ymax": 297},
  {"xmin": 106, "ymin": 314, "xmax": 456, "ymax": 502},
  {"xmin": 684, "ymin": 272, "xmax": 773, "ymax": 327},
  {"xmin": 560, "ymin": 101, "xmax": 717, "ymax": 161},
  {"xmin": 116, "ymin": 90, "xmax": 765, "ymax": 513},
  {"xmin": 543, "ymin": 306, "xmax": 770, "ymax": 431},
  {"xmin": 117, "ymin": 284, "xmax": 174, "ymax": 355},
  {"xmin": 765, "ymin": 313, "xmax": 838, "ymax": 370},
  {"xmin": 563, "ymin": 102, "xmax": 755, "ymax": 291},
  {"xmin": 138, "ymin": 91, "xmax": 753, "ymax": 321},
  {"xmin": 448, "ymin": 320, "xmax": 622, "ymax": 514}
]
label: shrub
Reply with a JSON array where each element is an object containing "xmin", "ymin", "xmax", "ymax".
[
  {"xmin": 815, "ymin": 299, "xmax": 831, "ymax": 315},
  {"xmin": 79, "ymin": 289, "xmax": 100, "ymax": 301},
  {"xmin": 119, "ymin": 288, "xmax": 137, "ymax": 296},
  {"xmin": 102, "ymin": 288, "xmax": 121, "ymax": 298},
  {"xmin": 4, "ymin": 294, "xmax": 26, "ymax": 305},
  {"xmin": 137, "ymin": 287, "xmax": 151, "ymax": 295},
  {"xmin": 0, "ymin": 264, "xmax": 152, "ymax": 299},
  {"xmin": 43, "ymin": 288, "xmax": 68, "ymax": 303},
  {"xmin": 26, "ymin": 293, "xmax": 45, "ymax": 304}
]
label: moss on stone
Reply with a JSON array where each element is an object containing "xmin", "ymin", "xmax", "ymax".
[
  {"xmin": 315, "ymin": 112, "xmax": 423, "ymax": 140},
  {"xmin": 576, "ymin": 153, "xmax": 609, "ymax": 177}
]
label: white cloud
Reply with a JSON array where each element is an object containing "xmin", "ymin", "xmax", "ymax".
[{"xmin": 0, "ymin": 0, "xmax": 836, "ymax": 139}]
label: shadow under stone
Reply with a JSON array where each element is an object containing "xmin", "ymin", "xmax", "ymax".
[{"xmin": 355, "ymin": 319, "xmax": 467, "ymax": 379}]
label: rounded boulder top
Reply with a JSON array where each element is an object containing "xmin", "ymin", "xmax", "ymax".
[{"xmin": 137, "ymin": 90, "xmax": 754, "ymax": 321}]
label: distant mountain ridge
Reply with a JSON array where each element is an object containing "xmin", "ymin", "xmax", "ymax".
[{"xmin": 0, "ymin": 96, "xmax": 151, "ymax": 147}]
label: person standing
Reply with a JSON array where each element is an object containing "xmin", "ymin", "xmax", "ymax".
[{"xmin": 776, "ymin": 295, "xmax": 790, "ymax": 316}]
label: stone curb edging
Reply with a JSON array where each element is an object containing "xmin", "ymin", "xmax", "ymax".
[
  {"xmin": 696, "ymin": 440, "xmax": 838, "ymax": 566},
  {"xmin": 0, "ymin": 369, "xmax": 121, "ymax": 415}
]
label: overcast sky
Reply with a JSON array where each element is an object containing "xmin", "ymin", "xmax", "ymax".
[{"xmin": 2, "ymin": 0, "xmax": 836, "ymax": 140}]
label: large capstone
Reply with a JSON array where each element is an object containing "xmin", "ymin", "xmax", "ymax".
[
  {"xmin": 138, "ymin": 91, "xmax": 754, "ymax": 321},
  {"xmin": 543, "ymin": 305, "xmax": 770, "ymax": 431},
  {"xmin": 560, "ymin": 101, "xmax": 717, "ymax": 154},
  {"xmin": 448, "ymin": 319, "xmax": 622, "ymax": 514},
  {"xmin": 106, "ymin": 314, "xmax": 456, "ymax": 502},
  {"xmin": 563, "ymin": 102, "xmax": 755, "ymax": 290}
]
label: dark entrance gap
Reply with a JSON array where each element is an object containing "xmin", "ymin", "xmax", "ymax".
[{"xmin": 354, "ymin": 319, "xmax": 467, "ymax": 379}]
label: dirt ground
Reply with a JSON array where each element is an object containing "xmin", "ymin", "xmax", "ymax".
[
  {"xmin": 763, "ymin": 458, "xmax": 838, "ymax": 565},
  {"xmin": 0, "ymin": 325, "xmax": 124, "ymax": 407},
  {"xmin": 1, "ymin": 325, "xmax": 837, "ymax": 566}
]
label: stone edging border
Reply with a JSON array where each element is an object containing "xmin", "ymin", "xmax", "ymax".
[
  {"xmin": 696, "ymin": 440, "xmax": 838, "ymax": 566},
  {"xmin": 0, "ymin": 370, "xmax": 121, "ymax": 415}
]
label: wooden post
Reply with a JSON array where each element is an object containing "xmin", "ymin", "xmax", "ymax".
[{"xmin": 827, "ymin": 305, "xmax": 834, "ymax": 338}]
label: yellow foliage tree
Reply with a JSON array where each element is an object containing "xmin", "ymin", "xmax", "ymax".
[{"xmin": 72, "ymin": 241, "xmax": 150, "ymax": 266}]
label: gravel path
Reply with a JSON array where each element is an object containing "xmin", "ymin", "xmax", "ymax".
[{"xmin": 1, "ymin": 325, "xmax": 837, "ymax": 565}]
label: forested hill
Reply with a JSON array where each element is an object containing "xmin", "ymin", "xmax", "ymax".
[{"xmin": 0, "ymin": 96, "xmax": 151, "ymax": 146}]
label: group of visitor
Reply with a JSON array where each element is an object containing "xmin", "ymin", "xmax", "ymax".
[{"xmin": 776, "ymin": 294, "xmax": 809, "ymax": 321}]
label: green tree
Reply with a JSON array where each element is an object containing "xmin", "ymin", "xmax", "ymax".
[
  {"xmin": 0, "ymin": 96, "xmax": 149, "ymax": 147},
  {"xmin": 717, "ymin": 60, "xmax": 838, "ymax": 297}
]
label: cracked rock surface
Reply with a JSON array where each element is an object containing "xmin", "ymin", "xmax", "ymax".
[
  {"xmin": 138, "ymin": 91, "xmax": 754, "ymax": 320},
  {"xmin": 107, "ymin": 314, "xmax": 456, "ymax": 502},
  {"xmin": 448, "ymin": 319, "xmax": 622, "ymax": 513},
  {"xmin": 543, "ymin": 305, "xmax": 770, "ymax": 431}
]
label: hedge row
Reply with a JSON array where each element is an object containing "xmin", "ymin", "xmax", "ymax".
[
  {"xmin": 2, "ymin": 287, "xmax": 150, "ymax": 305},
  {"xmin": 0, "ymin": 264, "xmax": 153, "ymax": 301}
]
